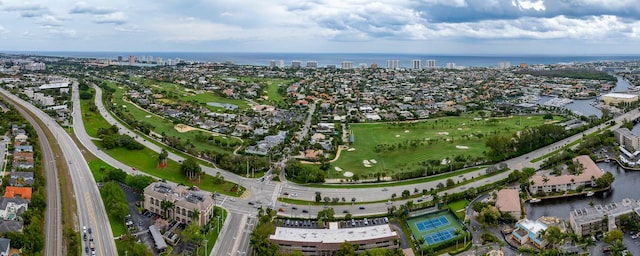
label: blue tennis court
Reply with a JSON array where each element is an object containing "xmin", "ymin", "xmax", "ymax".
[
  {"xmin": 423, "ymin": 227, "xmax": 455, "ymax": 245},
  {"xmin": 414, "ymin": 216, "xmax": 450, "ymax": 232}
]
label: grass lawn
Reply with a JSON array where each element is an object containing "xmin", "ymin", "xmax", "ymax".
[
  {"xmin": 265, "ymin": 81, "xmax": 285, "ymax": 105},
  {"xmin": 197, "ymin": 207, "xmax": 227, "ymax": 256},
  {"xmin": 181, "ymin": 91, "xmax": 249, "ymax": 110},
  {"xmin": 101, "ymin": 147, "xmax": 243, "ymax": 196},
  {"xmin": 86, "ymin": 158, "xmax": 128, "ymax": 237},
  {"xmin": 105, "ymin": 81, "xmax": 241, "ymax": 154},
  {"xmin": 80, "ymin": 89, "xmax": 112, "ymax": 137},
  {"xmin": 447, "ymin": 200, "xmax": 470, "ymax": 219},
  {"xmin": 332, "ymin": 115, "xmax": 562, "ymax": 178}
]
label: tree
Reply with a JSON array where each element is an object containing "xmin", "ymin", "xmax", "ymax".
[
  {"xmin": 543, "ymin": 226, "xmax": 565, "ymax": 249},
  {"xmin": 190, "ymin": 208, "xmax": 200, "ymax": 223},
  {"xmin": 99, "ymin": 182, "xmax": 129, "ymax": 220},
  {"xmin": 315, "ymin": 192, "xmax": 322, "ymax": 203},
  {"xmin": 181, "ymin": 222, "xmax": 205, "ymax": 247},
  {"xmin": 336, "ymin": 241, "xmax": 356, "ymax": 256},
  {"xmin": 402, "ymin": 190, "xmax": 410, "ymax": 198},
  {"xmin": 446, "ymin": 178, "xmax": 455, "ymax": 187},
  {"xmin": 158, "ymin": 149, "xmax": 169, "ymax": 168},
  {"xmin": 180, "ymin": 158, "xmax": 202, "ymax": 180},
  {"xmin": 602, "ymin": 229, "xmax": 624, "ymax": 245},
  {"xmin": 596, "ymin": 172, "xmax": 615, "ymax": 188},
  {"xmin": 160, "ymin": 200, "xmax": 175, "ymax": 219}
]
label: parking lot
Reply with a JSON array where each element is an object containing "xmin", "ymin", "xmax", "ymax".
[{"xmin": 119, "ymin": 183, "xmax": 158, "ymax": 255}]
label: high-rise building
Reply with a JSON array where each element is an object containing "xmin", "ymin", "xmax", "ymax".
[
  {"xmin": 117, "ymin": 56, "xmax": 123, "ymax": 62},
  {"xmin": 128, "ymin": 55, "xmax": 135, "ymax": 65},
  {"xmin": 341, "ymin": 61, "xmax": 353, "ymax": 69},
  {"xmin": 358, "ymin": 63, "xmax": 367, "ymax": 69},
  {"xmin": 498, "ymin": 61, "xmax": 511, "ymax": 69},
  {"xmin": 411, "ymin": 59, "xmax": 422, "ymax": 70},
  {"xmin": 326, "ymin": 64, "xmax": 336, "ymax": 69},
  {"xmin": 269, "ymin": 60, "xmax": 276, "ymax": 67},
  {"xmin": 278, "ymin": 60, "xmax": 285, "ymax": 68},
  {"xmin": 446, "ymin": 62, "xmax": 456, "ymax": 69},
  {"xmin": 386, "ymin": 59, "xmax": 399, "ymax": 69},
  {"xmin": 370, "ymin": 63, "xmax": 378, "ymax": 69},
  {"xmin": 306, "ymin": 61, "xmax": 318, "ymax": 68},
  {"xmin": 291, "ymin": 61, "xmax": 302, "ymax": 68},
  {"xmin": 156, "ymin": 57, "xmax": 163, "ymax": 65},
  {"xmin": 426, "ymin": 59, "xmax": 437, "ymax": 68}
]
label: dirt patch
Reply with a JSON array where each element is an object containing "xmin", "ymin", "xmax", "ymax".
[{"xmin": 174, "ymin": 124, "xmax": 198, "ymax": 133}]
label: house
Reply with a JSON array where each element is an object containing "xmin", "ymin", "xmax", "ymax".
[
  {"xmin": 305, "ymin": 149, "xmax": 324, "ymax": 160},
  {"xmin": 9, "ymin": 172, "xmax": 34, "ymax": 187},
  {"xmin": 495, "ymin": 189, "xmax": 522, "ymax": 219},
  {"xmin": 0, "ymin": 238, "xmax": 9, "ymax": 256},
  {"xmin": 3, "ymin": 187, "xmax": 32, "ymax": 200},
  {"xmin": 14, "ymin": 134, "xmax": 28, "ymax": 143},
  {"xmin": 529, "ymin": 155, "xmax": 604, "ymax": 194},
  {"xmin": 13, "ymin": 145, "xmax": 33, "ymax": 153},
  {"xmin": 511, "ymin": 219, "xmax": 548, "ymax": 249},
  {"xmin": 0, "ymin": 198, "xmax": 28, "ymax": 220}
]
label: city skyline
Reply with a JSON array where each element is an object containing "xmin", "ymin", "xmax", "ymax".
[{"xmin": 0, "ymin": 1, "xmax": 639, "ymax": 54}]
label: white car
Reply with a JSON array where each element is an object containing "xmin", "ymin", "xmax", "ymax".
[
  {"xmin": 632, "ymin": 234, "xmax": 639, "ymax": 239},
  {"xmin": 83, "ymin": 226, "xmax": 87, "ymax": 233}
]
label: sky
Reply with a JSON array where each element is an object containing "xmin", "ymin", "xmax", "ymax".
[{"xmin": 0, "ymin": 0, "xmax": 639, "ymax": 55}]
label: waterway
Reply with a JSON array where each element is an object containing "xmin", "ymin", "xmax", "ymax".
[
  {"xmin": 526, "ymin": 162, "xmax": 640, "ymax": 220},
  {"xmin": 536, "ymin": 76, "xmax": 633, "ymax": 118}
]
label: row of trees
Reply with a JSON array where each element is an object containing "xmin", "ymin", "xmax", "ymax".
[
  {"xmin": 284, "ymin": 160, "xmax": 325, "ymax": 183},
  {"xmin": 485, "ymin": 124, "xmax": 567, "ymax": 162},
  {"xmin": 97, "ymin": 124, "xmax": 145, "ymax": 150}
]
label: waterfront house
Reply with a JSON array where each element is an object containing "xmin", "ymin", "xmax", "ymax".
[
  {"xmin": 512, "ymin": 219, "xmax": 549, "ymax": 249},
  {"xmin": 495, "ymin": 188, "xmax": 522, "ymax": 219},
  {"xmin": 529, "ymin": 155, "xmax": 604, "ymax": 195}
]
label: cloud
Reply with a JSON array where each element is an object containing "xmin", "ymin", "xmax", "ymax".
[
  {"xmin": 153, "ymin": 18, "xmax": 246, "ymax": 41},
  {"xmin": 69, "ymin": 2, "xmax": 116, "ymax": 15},
  {"xmin": 0, "ymin": 26, "xmax": 6, "ymax": 33},
  {"xmin": 37, "ymin": 15, "xmax": 65, "ymax": 27},
  {"xmin": 93, "ymin": 12, "xmax": 127, "ymax": 24},
  {"xmin": 40, "ymin": 25, "xmax": 77, "ymax": 37},
  {"xmin": 5, "ymin": 3, "xmax": 50, "ymax": 18},
  {"xmin": 114, "ymin": 24, "xmax": 140, "ymax": 32}
]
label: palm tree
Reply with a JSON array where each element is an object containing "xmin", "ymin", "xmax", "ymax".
[
  {"xmin": 160, "ymin": 200, "xmax": 175, "ymax": 219},
  {"xmin": 190, "ymin": 208, "xmax": 200, "ymax": 223},
  {"xmin": 542, "ymin": 175, "xmax": 549, "ymax": 186},
  {"xmin": 416, "ymin": 237, "xmax": 426, "ymax": 256}
]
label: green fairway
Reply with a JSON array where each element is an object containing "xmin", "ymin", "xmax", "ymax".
[
  {"xmin": 80, "ymin": 89, "xmax": 112, "ymax": 137},
  {"xmin": 105, "ymin": 81, "xmax": 241, "ymax": 154},
  {"xmin": 332, "ymin": 115, "xmax": 560, "ymax": 177},
  {"xmin": 181, "ymin": 91, "xmax": 249, "ymax": 110}
]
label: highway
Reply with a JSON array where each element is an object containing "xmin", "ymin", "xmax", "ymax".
[
  {"xmin": 0, "ymin": 93, "xmax": 62, "ymax": 256},
  {"xmin": 0, "ymin": 88, "xmax": 118, "ymax": 256}
]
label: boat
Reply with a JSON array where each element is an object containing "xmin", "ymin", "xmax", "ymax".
[
  {"xmin": 530, "ymin": 198, "xmax": 541, "ymax": 203},
  {"xmin": 604, "ymin": 159, "xmax": 610, "ymax": 163},
  {"xmin": 587, "ymin": 191, "xmax": 595, "ymax": 197}
]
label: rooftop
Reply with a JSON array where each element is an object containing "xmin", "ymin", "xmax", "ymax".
[
  {"xmin": 571, "ymin": 198, "xmax": 640, "ymax": 224},
  {"xmin": 603, "ymin": 93, "xmax": 638, "ymax": 99},
  {"xmin": 495, "ymin": 188, "xmax": 521, "ymax": 213},
  {"xmin": 530, "ymin": 155, "xmax": 604, "ymax": 187},
  {"xmin": 270, "ymin": 222, "xmax": 397, "ymax": 244},
  {"xmin": 518, "ymin": 219, "xmax": 548, "ymax": 234}
]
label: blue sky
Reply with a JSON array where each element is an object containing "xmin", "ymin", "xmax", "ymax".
[{"xmin": 0, "ymin": 0, "xmax": 639, "ymax": 54}]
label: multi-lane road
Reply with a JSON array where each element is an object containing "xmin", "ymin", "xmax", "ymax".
[
  {"xmin": 0, "ymin": 92, "xmax": 62, "ymax": 256},
  {"xmin": 0, "ymin": 88, "xmax": 118, "ymax": 256}
]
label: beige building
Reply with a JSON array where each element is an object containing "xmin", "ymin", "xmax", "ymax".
[
  {"xmin": 569, "ymin": 198, "xmax": 640, "ymax": 236},
  {"xmin": 270, "ymin": 222, "xmax": 399, "ymax": 256},
  {"xmin": 143, "ymin": 182, "xmax": 215, "ymax": 227},
  {"xmin": 602, "ymin": 93, "xmax": 639, "ymax": 105},
  {"xmin": 495, "ymin": 189, "xmax": 522, "ymax": 219},
  {"xmin": 529, "ymin": 155, "xmax": 604, "ymax": 195},
  {"xmin": 615, "ymin": 128, "xmax": 640, "ymax": 152}
]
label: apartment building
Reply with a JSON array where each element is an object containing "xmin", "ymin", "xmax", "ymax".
[{"xmin": 143, "ymin": 182, "xmax": 215, "ymax": 227}]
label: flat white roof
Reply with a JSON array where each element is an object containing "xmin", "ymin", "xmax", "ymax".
[
  {"xmin": 603, "ymin": 93, "xmax": 638, "ymax": 99},
  {"xmin": 270, "ymin": 223, "xmax": 397, "ymax": 243},
  {"xmin": 519, "ymin": 219, "xmax": 547, "ymax": 234}
]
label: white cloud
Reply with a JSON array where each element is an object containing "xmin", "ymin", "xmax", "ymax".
[
  {"xmin": 152, "ymin": 18, "xmax": 246, "ymax": 42},
  {"xmin": 93, "ymin": 12, "xmax": 126, "ymax": 24},
  {"xmin": 69, "ymin": 2, "xmax": 115, "ymax": 15},
  {"xmin": 40, "ymin": 25, "xmax": 77, "ymax": 37},
  {"xmin": 0, "ymin": 25, "xmax": 6, "ymax": 33},
  {"xmin": 515, "ymin": 0, "xmax": 545, "ymax": 11}
]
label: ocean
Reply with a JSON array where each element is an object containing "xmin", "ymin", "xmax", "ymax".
[{"xmin": 6, "ymin": 51, "xmax": 640, "ymax": 68}]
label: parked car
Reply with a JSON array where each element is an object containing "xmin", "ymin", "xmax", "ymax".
[{"xmin": 302, "ymin": 210, "xmax": 308, "ymax": 213}]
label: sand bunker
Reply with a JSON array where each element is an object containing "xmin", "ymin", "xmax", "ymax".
[
  {"xmin": 456, "ymin": 145, "xmax": 470, "ymax": 149},
  {"xmin": 441, "ymin": 158, "xmax": 450, "ymax": 165},
  {"xmin": 457, "ymin": 128, "xmax": 462, "ymax": 130},
  {"xmin": 343, "ymin": 171, "xmax": 354, "ymax": 177},
  {"xmin": 347, "ymin": 148, "xmax": 356, "ymax": 152},
  {"xmin": 334, "ymin": 167, "xmax": 343, "ymax": 172},
  {"xmin": 437, "ymin": 132, "xmax": 449, "ymax": 135},
  {"xmin": 370, "ymin": 159, "xmax": 377, "ymax": 164},
  {"xmin": 363, "ymin": 160, "xmax": 370, "ymax": 165},
  {"xmin": 404, "ymin": 130, "xmax": 410, "ymax": 133},
  {"xmin": 395, "ymin": 135, "xmax": 400, "ymax": 138},
  {"xmin": 145, "ymin": 115, "xmax": 151, "ymax": 118},
  {"xmin": 174, "ymin": 124, "xmax": 198, "ymax": 133},
  {"xmin": 364, "ymin": 164, "xmax": 371, "ymax": 168}
]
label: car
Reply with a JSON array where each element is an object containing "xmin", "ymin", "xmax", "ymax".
[
  {"xmin": 525, "ymin": 156, "xmax": 529, "ymax": 159},
  {"xmin": 83, "ymin": 233, "xmax": 87, "ymax": 241},
  {"xmin": 85, "ymin": 246, "xmax": 89, "ymax": 254},
  {"xmin": 248, "ymin": 202, "xmax": 254, "ymax": 205},
  {"xmin": 342, "ymin": 210, "xmax": 349, "ymax": 214},
  {"xmin": 292, "ymin": 207, "xmax": 298, "ymax": 210},
  {"xmin": 417, "ymin": 199, "xmax": 423, "ymax": 202},
  {"xmin": 230, "ymin": 198, "xmax": 236, "ymax": 202},
  {"xmin": 382, "ymin": 188, "xmax": 388, "ymax": 191},
  {"xmin": 88, "ymin": 227, "xmax": 92, "ymax": 234},
  {"xmin": 359, "ymin": 206, "xmax": 365, "ymax": 210},
  {"xmin": 278, "ymin": 208, "xmax": 285, "ymax": 212},
  {"xmin": 83, "ymin": 226, "xmax": 87, "ymax": 233},
  {"xmin": 283, "ymin": 192, "xmax": 289, "ymax": 196},
  {"xmin": 632, "ymin": 234, "xmax": 639, "ymax": 239},
  {"xmin": 302, "ymin": 210, "xmax": 308, "ymax": 213}
]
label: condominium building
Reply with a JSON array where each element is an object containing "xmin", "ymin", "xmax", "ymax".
[
  {"xmin": 341, "ymin": 61, "xmax": 353, "ymax": 70},
  {"xmin": 426, "ymin": 59, "xmax": 436, "ymax": 68},
  {"xmin": 498, "ymin": 61, "xmax": 511, "ymax": 69},
  {"xmin": 143, "ymin": 182, "xmax": 215, "ymax": 227},
  {"xmin": 386, "ymin": 59, "xmax": 399, "ymax": 70},
  {"xmin": 603, "ymin": 93, "xmax": 639, "ymax": 106},
  {"xmin": 306, "ymin": 61, "xmax": 318, "ymax": 68},
  {"xmin": 411, "ymin": 59, "xmax": 422, "ymax": 70},
  {"xmin": 291, "ymin": 61, "xmax": 302, "ymax": 69},
  {"xmin": 529, "ymin": 155, "xmax": 604, "ymax": 194},
  {"xmin": 569, "ymin": 198, "xmax": 640, "ymax": 236},
  {"xmin": 615, "ymin": 128, "xmax": 640, "ymax": 152},
  {"xmin": 128, "ymin": 55, "xmax": 135, "ymax": 65},
  {"xmin": 270, "ymin": 221, "xmax": 399, "ymax": 256}
]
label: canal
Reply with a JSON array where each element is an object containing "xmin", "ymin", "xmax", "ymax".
[{"xmin": 526, "ymin": 161, "xmax": 640, "ymax": 220}]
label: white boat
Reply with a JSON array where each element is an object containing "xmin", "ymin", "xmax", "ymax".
[
  {"xmin": 587, "ymin": 191, "xmax": 595, "ymax": 197},
  {"xmin": 604, "ymin": 159, "xmax": 610, "ymax": 163},
  {"xmin": 530, "ymin": 198, "xmax": 541, "ymax": 203}
]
